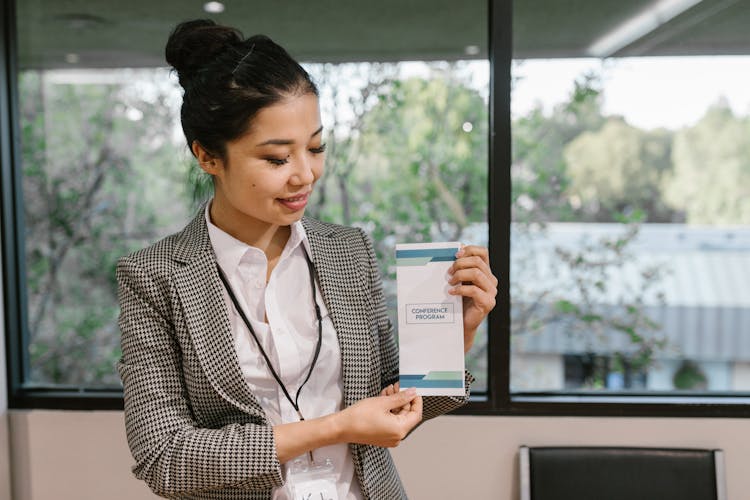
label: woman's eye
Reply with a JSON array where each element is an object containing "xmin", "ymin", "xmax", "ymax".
[
  {"xmin": 265, "ymin": 156, "xmax": 289, "ymax": 166},
  {"xmin": 309, "ymin": 143, "xmax": 327, "ymax": 154}
]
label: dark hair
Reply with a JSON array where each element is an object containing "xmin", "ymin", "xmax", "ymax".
[{"xmin": 165, "ymin": 19, "xmax": 318, "ymax": 158}]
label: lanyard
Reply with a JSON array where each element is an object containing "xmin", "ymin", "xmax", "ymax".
[{"xmin": 215, "ymin": 246, "xmax": 323, "ymax": 428}]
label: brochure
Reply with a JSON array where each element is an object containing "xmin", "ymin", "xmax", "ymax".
[{"xmin": 396, "ymin": 242, "xmax": 465, "ymax": 396}]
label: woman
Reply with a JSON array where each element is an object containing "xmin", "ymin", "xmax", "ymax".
[{"xmin": 117, "ymin": 19, "xmax": 497, "ymax": 500}]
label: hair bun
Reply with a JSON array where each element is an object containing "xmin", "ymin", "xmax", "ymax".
[{"xmin": 165, "ymin": 19, "xmax": 242, "ymax": 88}]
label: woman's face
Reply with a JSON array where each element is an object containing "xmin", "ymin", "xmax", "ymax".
[{"xmin": 208, "ymin": 92, "xmax": 325, "ymax": 231}]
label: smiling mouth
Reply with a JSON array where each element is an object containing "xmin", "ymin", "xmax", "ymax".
[
  {"xmin": 277, "ymin": 192, "xmax": 310, "ymax": 211},
  {"xmin": 281, "ymin": 193, "xmax": 308, "ymax": 202}
]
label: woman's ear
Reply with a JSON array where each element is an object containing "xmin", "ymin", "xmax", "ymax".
[{"xmin": 192, "ymin": 141, "xmax": 221, "ymax": 175}]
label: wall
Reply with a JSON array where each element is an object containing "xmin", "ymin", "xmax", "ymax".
[
  {"xmin": 6, "ymin": 411, "xmax": 748, "ymax": 499},
  {"xmin": 0, "ymin": 266, "xmax": 12, "ymax": 500}
]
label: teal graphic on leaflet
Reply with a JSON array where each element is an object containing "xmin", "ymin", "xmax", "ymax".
[
  {"xmin": 399, "ymin": 371, "xmax": 464, "ymax": 388},
  {"xmin": 396, "ymin": 247, "xmax": 458, "ymax": 267}
]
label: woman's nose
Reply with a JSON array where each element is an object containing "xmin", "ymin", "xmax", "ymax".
[{"xmin": 290, "ymin": 155, "xmax": 315, "ymax": 185}]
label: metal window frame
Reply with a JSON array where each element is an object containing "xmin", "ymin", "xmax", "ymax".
[
  {"xmin": 1, "ymin": 0, "xmax": 123, "ymax": 410},
  {"xmin": 2, "ymin": 0, "xmax": 750, "ymax": 414},
  {"xmin": 455, "ymin": 0, "xmax": 750, "ymax": 418}
]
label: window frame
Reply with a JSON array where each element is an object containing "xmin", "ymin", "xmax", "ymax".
[
  {"xmin": 3, "ymin": 0, "xmax": 750, "ymax": 415},
  {"xmin": 1, "ymin": 0, "xmax": 124, "ymax": 410}
]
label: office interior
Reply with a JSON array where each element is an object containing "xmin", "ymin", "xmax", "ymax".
[{"xmin": 2, "ymin": 0, "xmax": 749, "ymax": 498}]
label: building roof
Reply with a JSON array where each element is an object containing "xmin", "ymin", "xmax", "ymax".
[{"xmin": 507, "ymin": 223, "xmax": 750, "ymax": 361}]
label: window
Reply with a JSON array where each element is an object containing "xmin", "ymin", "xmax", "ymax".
[
  {"xmin": 304, "ymin": 60, "xmax": 490, "ymax": 391},
  {"xmin": 4, "ymin": 0, "xmax": 490, "ymax": 407},
  {"xmin": 4, "ymin": 0, "xmax": 749, "ymax": 415},
  {"xmin": 508, "ymin": 0, "xmax": 750, "ymax": 409}
]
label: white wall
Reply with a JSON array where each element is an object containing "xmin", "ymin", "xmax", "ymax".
[
  {"xmin": 0, "ymin": 266, "xmax": 12, "ymax": 500},
  {"xmin": 6, "ymin": 411, "xmax": 749, "ymax": 500},
  {"xmin": 8, "ymin": 411, "xmax": 152, "ymax": 500},
  {"xmin": 394, "ymin": 415, "xmax": 748, "ymax": 499}
]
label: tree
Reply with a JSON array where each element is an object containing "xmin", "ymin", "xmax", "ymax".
[
  {"xmin": 20, "ymin": 69, "xmax": 190, "ymax": 385},
  {"xmin": 305, "ymin": 62, "xmax": 488, "ymax": 278},
  {"xmin": 356, "ymin": 65, "xmax": 489, "ymax": 268},
  {"xmin": 664, "ymin": 100, "xmax": 750, "ymax": 224},
  {"xmin": 511, "ymin": 70, "xmax": 606, "ymax": 224},
  {"xmin": 303, "ymin": 62, "xmax": 490, "ymax": 388},
  {"xmin": 305, "ymin": 62, "xmax": 399, "ymax": 228},
  {"xmin": 564, "ymin": 117, "xmax": 676, "ymax": 222},
  {"xmin": 510, "ymin": 70, "xmax": 672, "ymax": 389}
]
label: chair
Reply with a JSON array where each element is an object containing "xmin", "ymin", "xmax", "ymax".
[{"xmin": 519, "ymin": 446, "xmax": 726, "ymax": 500}]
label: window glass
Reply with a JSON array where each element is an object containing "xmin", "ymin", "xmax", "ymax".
[
  {"xmin": 15, "ymin": 1, "xmax": 489, "ymax": 391},
  {"xmin": 511, "ymin": 1, "xmax": 750, "ymax": 394},
  {"xmin": 305, "ymin": 61, "xmax": 490, "ymax": 391}
]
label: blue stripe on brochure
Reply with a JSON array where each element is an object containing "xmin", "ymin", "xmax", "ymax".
[
  {"xmin": 395, "ymin": 248, "xmax": 458, "ymax": 260},
  {"xmin": 398, "ymin": 377, "xmax": 463, "ymax": 388}
]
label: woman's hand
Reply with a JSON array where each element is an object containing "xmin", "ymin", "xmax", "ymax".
[
  {"xmin": 336, "ymin": 388, "xmax": 422, "ymax": 448},
  {"xmin": 380, "ymin": 382, "xmax": 410, "ymax": 415},
  {"xmin": 274, "ymin": 387, "xmax": 421, "ymax": 463},
  {"xmin": 448, "ymin": 245, "xmax": 498, "ymax": 353}
]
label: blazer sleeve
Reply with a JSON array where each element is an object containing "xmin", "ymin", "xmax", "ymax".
[
  {"xmin": 358, "ymin": 229, "xmax": 473, "ymax": 422},
  {"xmin": 116, "ymin": 255, "xmax": 283, "ymax": 498}
]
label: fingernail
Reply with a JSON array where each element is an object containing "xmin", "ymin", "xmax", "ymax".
[
  {"xmin": 406, "ymin": 387, "xmax": 417, "ymax": 395},
  {"xmin": 455, "ymin": 248, "xmax": 465, "ymax": 257}
]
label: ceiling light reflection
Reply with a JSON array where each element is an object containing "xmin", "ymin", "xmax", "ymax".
[
  {"xmin": 203, "ymin": 2, "xmax": 225, "ymax": 14},
  {"xmin": 464, "ymin": 45, "xmax": 481, "ymax": 56}
]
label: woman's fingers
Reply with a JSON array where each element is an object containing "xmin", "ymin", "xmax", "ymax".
[
  {"xmin": 449, "ymin": 267, "xmax": 497, "ymax": 295},
  {"xmin": 447, "ymin": 245, "xmax": 498, "ymax": 350},
  {"xmin": 450, "ymin": 254, "xmax": 498, "ymax": 288},
  {"xmin": 387, "ymin": 382, "xmax": 411, "ymax": 414},
  {"xmin": 403, "ymin": 394, "xmax": 423, "ymax": 427},
  {"xmin": 389, "ymin": 390, "xmax": 422, "ymax": 422},
  {"xmin": 340, "ymin": 389, "xmax": 422, "ymax": 448},
  {"xmin": 450, "ymin": 283, "xmax": 497, "ymax": 312},
  {"xmin": 380, "ymin": 383, "xmax": 395, "ymax": 397},
  {"xmin": 381, "ymin": 382, "xmax": 412, "ymax": 414},
  {"xmin": 448, "ymin": 245, "xmax": 498, "ymax": 314},
  {"xmin": 381, "ymin": 387, "xmax": 416, "ymax": 409},
  {"xmin": 457, "ymin": 245, "xmax": 491, "ymax": 267}
]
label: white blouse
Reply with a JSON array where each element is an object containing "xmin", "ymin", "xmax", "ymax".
[{"xmin": 205, "ymin": 204, "xmax": 364, "ymax": 500}]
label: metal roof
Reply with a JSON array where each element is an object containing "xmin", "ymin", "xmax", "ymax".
[{"xmin": 508, "ymin": 223, "xmax": 750, "ymax": 361}]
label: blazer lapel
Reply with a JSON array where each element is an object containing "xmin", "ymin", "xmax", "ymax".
[
  {"xmin": 172, "ymin": 211, "xmax": 265, "ymax": 418},
  {"xmin": 169, "ymin": 212, "xmax": 373, "ymax": 416},
  {"xmin": 303, "ymin": 218, "xmax": 372, "ymax": 407}
]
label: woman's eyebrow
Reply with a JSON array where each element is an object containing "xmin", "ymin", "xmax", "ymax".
[{"xmin": 256, "ymin": 125, "xmax": 324, "ymax": 147}]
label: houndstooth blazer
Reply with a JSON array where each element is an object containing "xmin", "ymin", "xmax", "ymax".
[{"xmin": 116, "ymin": 210, "xmax": 473, "ymax": 500}]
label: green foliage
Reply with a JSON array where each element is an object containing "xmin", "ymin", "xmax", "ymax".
[
  {"xmin": 537, "ymin": 222, "xmax": 668, "ymax": 389},
  {"xmin": 306, "ymin": 62, "xmax": 490, "ymax": 389},
  {"xmin": 511, "ymin": 72, "xmax": 606, "ymax": 224},
  {"xmin": 564, "ymin": 118, "xmax": 676, "ymax": 221},
  {"xmin": 511, "ymin": 67, "xmax": 750, "ymax": 389},
  {"xmin": 663, "ymin": 100, "xmax": 750, "ymax": 224},
  {"xmin": 308, "ymin": 62, "xmax": 488, "ymax": 279},
  {"xmin": 20, "ymin": 69, "xmax": 190, "ymax": 386},
  {"xmin": 22, "ymin": 59, "xmax": 750, "ymax": 391},
  {"xmin": 672, "ymin": 360, "xmax": 708, "ymax": 390},
  {"xmin": 512, "ymin": 68, "xmax": 750, "ymax": 226}
]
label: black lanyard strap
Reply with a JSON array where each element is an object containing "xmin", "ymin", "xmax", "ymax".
[{"xmin": 215, "ymin": 246, "xmax": 323, "ymax": 422}]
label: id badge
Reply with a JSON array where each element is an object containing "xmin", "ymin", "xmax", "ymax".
[{"xmin": 288, "ymin": 457, "xmax": 340, "ymax": 500}]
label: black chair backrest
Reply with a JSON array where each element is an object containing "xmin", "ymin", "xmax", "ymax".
[{"xmin": 520, "ymin": 446, "xmax": 725, "ymax": 500}]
